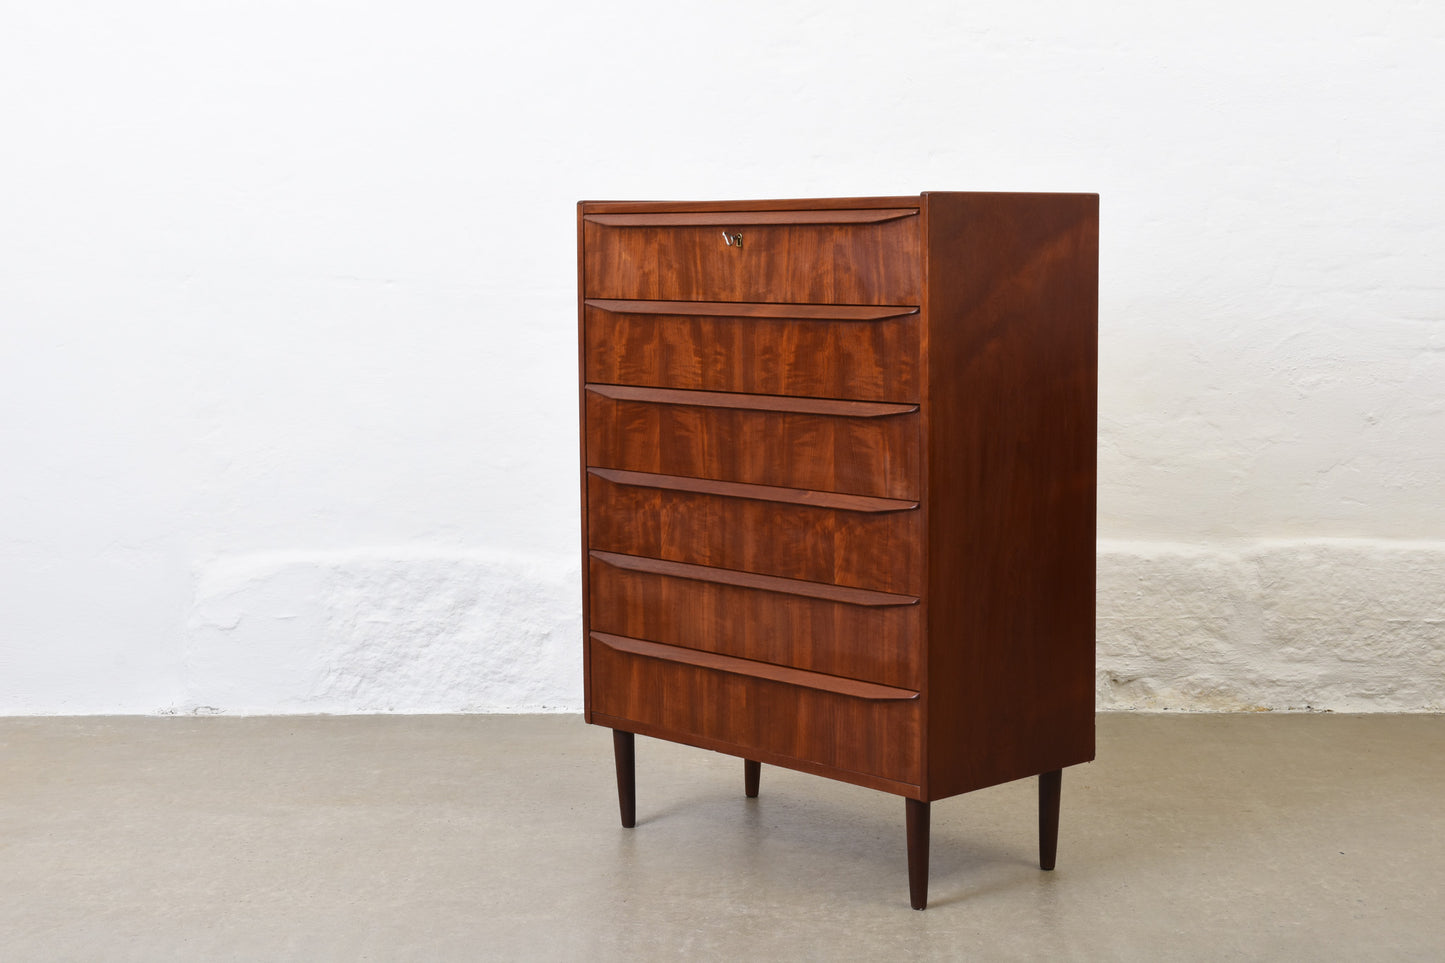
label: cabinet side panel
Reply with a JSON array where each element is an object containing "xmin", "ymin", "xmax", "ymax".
[{"xmin": 924, "ymin": 193, "xmax": 1098, "ymax": 798}]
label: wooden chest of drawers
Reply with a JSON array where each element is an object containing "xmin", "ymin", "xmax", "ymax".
[{"xmin": 577, "ymin": 193, "xmax": 1098, "ymax": 909}]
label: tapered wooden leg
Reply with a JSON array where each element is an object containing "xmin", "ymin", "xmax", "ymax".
[
  {"xmin": 1039, "ymin": 768, "xmax": 1062, "ymax": 870},
  {"xmin": 744, "ymin": 759, "xmax": 761, "ymax": 798},
  {"xmin": 613, "ymin": 729, "xmax": 636, "ymax": 829},
  {"xmin": 906, "ymin": 798, "xmax": 930, "ymax": 910}
]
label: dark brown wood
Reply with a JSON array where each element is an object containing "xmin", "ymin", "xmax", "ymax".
[
  {"xmin": 583, "ymin": 214, "xmax": 922, "ymax": 305},
  {"xmin": 584, "ymin": 301, "xmax": 921, "ymax": 403},
  {"xmin": 580, "ymin": 192, "xmax": 1097, "ymax": 908},
  {"xmin": 591, "ymin": 710, "xmax": 922, "ymax": 798},
  {"xmin": 585, "ymin": 384, "xmax": 917, "ymax": 419},
  {"xmin": 586, "ymin": 299, "xmax": 917, "ymax": 321},
  {"xmin": 744, "ymin": 760, "xmax": 760, "ymax": 798},
  {"xmin": 586, "ymin": 209, "xmax": 918, "ymax": 227},
  {"xmin": 587, "ymin": 471, "xmax": 923, "ymax": 595},
  {"xmin": 580, "ymin": 302, "xmax": 919, "ymax": 401},
  {"xmin": 588, "ymin": 551, "xmax": 918, "ymax": 608},
  {"xmin": 921, "ymin": 192, "xmax": 1098, "ymax": 798},
  {"xmin": 578, "ymin": 203, "xmax": 594, "ymax": 723},
  {"xmin": 590, "ymin": 637, "xmax": 922, "ymax": 786},
  {"xmin": 613, "ymin": 729, "xmax": 635, "ymax": 829},
  {"xmin": 581, "ymin": 196, "xmax": 922, "ymax": 214},
  {"xmin": 1039, "ymin": 769, "xmax": 1062, "ymax": 870},
  {"xmin": 585, "ymin": 390, "xmax": 919, "ymax": 499},
  {"xmin": 906, "ymin": 798, "xmax": 929, "ymax": 910},
  {"xmin": 588, "ymin": 554, "xmax": 921, "ymax": 689},
  {"xmin": 585, "ymin": 392, "xmax": 919, "ymax": 494},
  {"xmin": 591, "ymin": 631, "xmax": 919, "ymax": 701},
  {"xmin": 586, "ymin": 467, "xmax": 918, "ymax": 515}
]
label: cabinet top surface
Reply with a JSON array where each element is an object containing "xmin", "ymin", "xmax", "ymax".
[
  {"xmin": 579, "ymin": 193, "xmax": 1096, "ymax": 215},
  {"xmin": 580, "ymin": 197, "xmax": 920, "ymax": 214}
]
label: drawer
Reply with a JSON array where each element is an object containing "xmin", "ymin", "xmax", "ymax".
[
  {"xmin": 589, "ymin": 632, "xmax": 921, "ymax": 786},
  {"xmin": 588, "ymin": 550, "xmax": 921, "ymax": 690},
  {"xmin": 585, "ymin": 385, "xmax": 920, "ymax": 499},
  {"xmin": 583, "ymin": 299, "xmax": 921, "ymax": 403},
  {"xmin": 587, "ymin": 467, "xmax": 922, "ymax": 595},
  {"xmin": 582, "ymin": 209, "xmax": 922, "ymax": 304}
]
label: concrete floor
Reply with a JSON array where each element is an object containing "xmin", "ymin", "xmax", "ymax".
[{"xmin": 1, "ymin": 714, "xmax": 1441, "ymax": 961}]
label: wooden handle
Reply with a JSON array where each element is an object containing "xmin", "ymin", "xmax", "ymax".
[
  {"xmin": 586, "ymin": 384, "xmax": 917, "ymax": 418},
  {"xmin": 586, "ymin": 467, "xmax": 919, "ymax": 514},
  {"xmin": 591, "ymin": 632, "xmax": 920, "ymax": 701},
  {"xmin": 585, "ymin": 208, "xmax": 918, "ymax": 227},
  {"xmin": 589, "ymin": 550, "xmax": 919, "ymax": 608},
  {"xmin": 584, "ymin": 299, "xmax": 918, "ymax": 321}
]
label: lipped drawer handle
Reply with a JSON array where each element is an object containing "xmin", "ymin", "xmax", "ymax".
[
  {"xmin": 587, "ymin": 467, "xmax": 919, "ymax": 514},
  {"xmin": 584, "ymin": 299, "xmax": 919, "ymax": 322},
  {"xmin": 591, "ymin": 631, "xmax": 920, "ymax": 701},
  {"xmin": 585, "ymin": 383, "xmax": 917, "ymax": 418},
  {"xmin": 590, "ymin": 550, "xmax": 920, "ymax": 608}
]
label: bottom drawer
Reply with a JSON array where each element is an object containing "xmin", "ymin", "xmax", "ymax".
[
  {"xmin": 588, "ymin": 551, "xmax": 921, "ymax": 689},
  {"xmin": 589, "ymin": 632, "xmax": 921, "ymax": 787}
]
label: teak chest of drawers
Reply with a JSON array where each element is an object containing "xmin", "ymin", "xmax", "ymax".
[{"xmin": 577, "ymin": 192, "xmax": 1098, "ymax": 909}]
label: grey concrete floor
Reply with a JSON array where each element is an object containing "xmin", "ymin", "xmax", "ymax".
[{"xmin": 1, "ymin": 714, "xmax": 1441, "ymax": 961}]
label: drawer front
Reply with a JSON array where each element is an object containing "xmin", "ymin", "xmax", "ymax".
[
  {"xmin": 585, "ymin": 386, "xmax": 920, "ymax": 500},
  {"xmin": 588, "ymin": 552, "xmax": 921, "ymax": 690},
  {"xmin": 582, "ymin": 209, "xmax": 922, "ymax": 304},
  {"xmin": 587, "ymin": 469, "xmax": 922, "ymax": 595},
  {"xmin": 590, "ymin": 634, "xmax": 921, "ymax": 786},
  {"xmin": 583, "ymin": 300, "xmax": 921, "ymax": 403}
]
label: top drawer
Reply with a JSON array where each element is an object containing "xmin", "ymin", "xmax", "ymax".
[{"xmin": 582, "ymin": 209, "xmax": 922, "ymax": 305}]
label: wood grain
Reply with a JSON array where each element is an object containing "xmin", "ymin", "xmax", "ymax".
[
  {"xmin": 920, "ymin": 191, "xmax": 1098, "ymax": 799},
  {"xmin": 580, "ymin": 197, "xmax": 922, "ymax": 214},
  {"xmin": 577, "ymin": 202, "xmax": 593, "ymax": 722},
  {"xmin": 579, "ymin": 192, "xmax": 1099, "ymax": 907},
  {"xmin": 584, "ymin": 301, "xmax": 921, "ymax": 402},
  {"xmin": 590, "ymin": 637, "xmax": 922, "ymax": 785},
  {"xmin": 589, "ymin": 711, "xmax": 923, "ymax": 798},
  {"xmin": 588, "ymin": 553, "xmax": 921, "ymax": 689},
  {"xmin": 585, "ymin": 299, "xmax": 918, "ymax": 320},
  {"xmin": 587, "ymin": 471, "xmax": 923, "ymax": 595},
  {"xmin": 585, "ymin": 390, "xmax": 920, "ymax": 499},
  {"xmin": 586, "ymin": 209, "xmax": 918, "ymax": 226},
  {"xmin": 590, "ymin": 632, "xmax": 919, "ymax": 701},
  {"xmin": 585, "ymin": 467, "xmax": 917, "ymax": 514},
  {"xmin": 588, "ymin": 551, "xmax": 918, "ymax": 607},
  {"xmin": 585, "ymin": 384, "xmax": 916, "ymax": 418},
  {"xmin": 583, "ymin": 216, "xmax": 922, "ymax": 304}
]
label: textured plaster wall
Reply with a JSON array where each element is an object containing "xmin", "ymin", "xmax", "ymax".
[
  {"xmin": 1098, "ymin": 541, "xmax": 1443, "ymax": 711},
  {"xmin": 1, "ymin": 1, "xmax": 1441, "ymax": 713}
]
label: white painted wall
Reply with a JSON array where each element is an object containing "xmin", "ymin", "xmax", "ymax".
[{"xmin": 2, "ymin": 1, "xmax": 1441, "ymax": 714}]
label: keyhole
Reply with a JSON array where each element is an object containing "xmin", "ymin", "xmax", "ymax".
[{"xmin": 722, "ymin": 231, "xmax": 743, "ymax": 248}]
